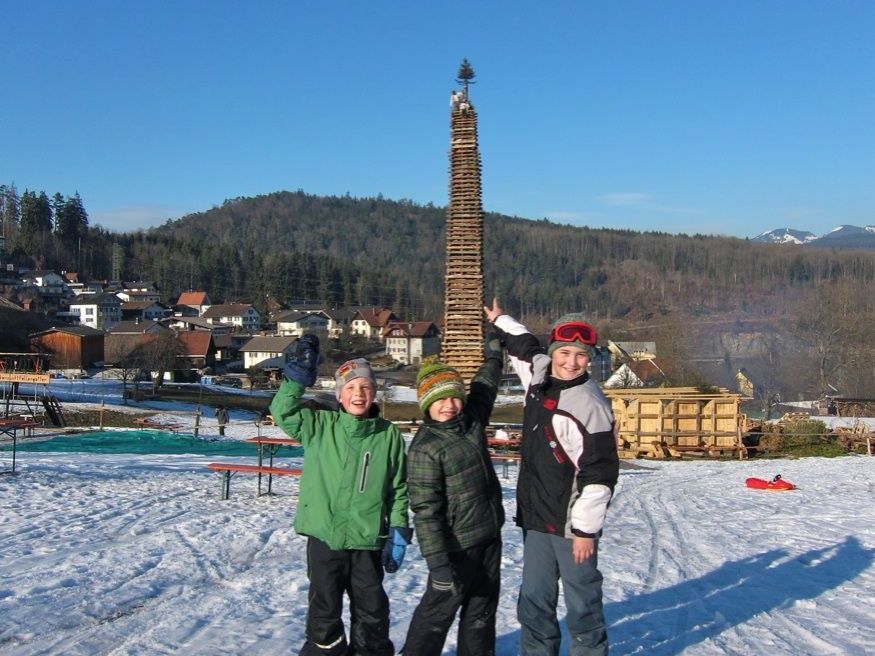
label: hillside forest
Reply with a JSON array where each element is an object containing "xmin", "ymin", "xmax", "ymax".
[{"xmin": 2, "ymin": 185, "xmax": 875, "ymax": 403}]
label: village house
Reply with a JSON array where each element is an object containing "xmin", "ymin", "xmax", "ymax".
[
  {"xmin": 19, "ymin": 270, "xmax": 72, "ymax": 298},
  {"xmin": 30, "ymin": 325, "xmax": 104, "ymax": 371},
  {"xmin": 238, "ymin": 335, "xmax": 297, "ymax": 370},
  {"xmin": 103, "ymin": 320, "xmax": 173, "ymax": 365},
  {"xmin": 382, "ymin": 321, "xmax": 441, "ymax": 365},
  {"xmin": 323, "ymin": 308, "xmax": 353, "ymax": 339},
  {"xmin": 121, "ymin": 300, "xmax": 169, "ymax": 322},
  {"xmin": 162, "ymin": 316, "xmax": 232, "ymax": 335},
  {"xmin": 175, "ymin": 291, "xmax": 212, "ymax": 316},
  {"xmin": 350, "ymin": 307, "xmax": 398, "ymax": 342},
  {"xmin": 176, "ymin": 331, "xmax": 216, "ymax": 378},
  {"xmin": 68, "ymin": 293, "xmax": 123, "ymax": 330},
  {"xmin": 202, "ymin": 303, "xmax": 261, "ymax": 332},
  {"xmin": 275, "ymin": 310, "xmax": 330, "ymax": 338},
  {"xmin": 604, "ymin": 358, "xmax": 669, "ymax": 389},
  {"xmin": 116, "ymin": 289, "xmax": 161, "ymax": 304}
]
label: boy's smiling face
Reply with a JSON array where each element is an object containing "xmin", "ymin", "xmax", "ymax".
[
  {"xmin": 340, "ymin": 378, "xmax": 375, "ymax": 416},
  {"xmin": 427, "ymin": 396, "xmax": 464, "ymax": 422}
]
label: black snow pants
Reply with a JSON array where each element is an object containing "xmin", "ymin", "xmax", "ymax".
[
  {"xmin": 401, "ymin": 536, "xmax": 501, "ymax": 656},
  {"xmin": 299, "ymin": 537, "xmax": 394, "ymax": 656}
]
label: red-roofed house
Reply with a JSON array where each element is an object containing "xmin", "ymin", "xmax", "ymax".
[
  {"xmin": 382, "ymin": 321, "xmax": 441, "ymax": 365},
  {"xmin": 176, "ymin": 330, "xmax": 216, "ymax": 375},
  {"xmin": 350, "ymin": 308, "xmax": 398, "ymax": 342},
  {"xmin": 176, "ymin": 291, "xmax": 212, "ymax": 316}
]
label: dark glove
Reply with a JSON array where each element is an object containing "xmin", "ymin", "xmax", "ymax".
[
  {"xmin": 483, "ymin": 330, "xmax": 505, "ymax": 362},
  {"xmin": 381, "ymin": 527, "xmax": 412, "ymax": 573},
  {"xmin": 429, "ymin": 564, "xmax": 458, "ymax": 595},
  {"xmin": 283, "ymin": 334, "xmax": 321, "ymax": 386}
]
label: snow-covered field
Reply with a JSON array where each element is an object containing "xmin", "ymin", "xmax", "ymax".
[{"xmin": 2, "ymin": 435, "xmax": 873, "ymax": 655}]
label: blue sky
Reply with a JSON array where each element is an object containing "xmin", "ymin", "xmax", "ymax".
[{"xmin": 3, "ymin": 1, "xmax": 874, "ymax": 238}]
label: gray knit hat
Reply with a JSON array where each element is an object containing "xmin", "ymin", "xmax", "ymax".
[
  {"xmin": 547, "ymin": 312, "xmax": 597, "ymax": 356},
  {"xmin": 334, "ymin": 358, "xmax": 376, "ymax": 399}
]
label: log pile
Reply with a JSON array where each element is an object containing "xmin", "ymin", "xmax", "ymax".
[{"xmin": 442, "ymin": 96, "xmax": 485, "ymax": 382}]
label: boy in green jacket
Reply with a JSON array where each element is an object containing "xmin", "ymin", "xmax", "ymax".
[
  {"xmin": 401, "ymin": 335, "xmax": 505, "ymax": 656},
  {"xmin": 270, "ymin": 335, "xmax": 411, "ymax": 656}
]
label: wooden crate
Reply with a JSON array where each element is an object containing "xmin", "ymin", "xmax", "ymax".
[{"xmin": 605, "ymin": 388, "xmax": 746, "ymax": 459}]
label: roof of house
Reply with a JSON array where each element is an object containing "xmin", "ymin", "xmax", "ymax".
[
  {"xmin": 121, "ymin": 301, "xmax": 164, "ymax": 310},
  {"xmin": 202, "ymin": 303, "xmax": 257, "ymax": 318},
  {"xmin": 275, "ymin": 309, "xmax": 328, "ymax": 323},
  {"xmin": 606, "ymin": 359, "xmax": 668, "ymax": 387},
  {"xmin": 0, "ymin": 297, "xmax": 24, "ymax": 311},
  {"xmin": 106, "ymin": 320, "xmax": 171, "ymax": 335},
  {"xmin": 177, "ymin": 291, "xmax": 211, "ymax": 306},
  {"xmin": 352, "ymin": 307, "xmax": 397, "ymax": 327},
  {"xmin": 31, "ymin": 325, "xmax": 104, "ymax": 338},
  {"xmin": 176, "ymin": 331, "xmax": 214, "ymax": 357},
  {"xmin": 382, "ymin": 321, "xmax": 439, "ymax": 338},
  {"xmin": 212, "ymin": 334, "xmax": 235, "ymax": 349},
  {"xmin": 164, "ymin": 316, "xmax": 219, "ymax": 330},
  {"xmin": 70, "ymin": 293, "xmax": 122, "ymax": 306},
  {"xmin": 238, "ymin": 336, "xmax": 297, "ymax": 353}
]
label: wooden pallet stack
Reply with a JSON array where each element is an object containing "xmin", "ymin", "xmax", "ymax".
[
  {"xmin": 605, "ymin": 387, "xmax": 747, "ymax": 459},
  {"xmin": 442, "ymin": 94, "xmax": 485, "ymax": 382}
]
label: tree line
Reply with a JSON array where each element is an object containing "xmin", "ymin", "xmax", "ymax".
[{"xmin": 3, "ymin": 186, "xmax": 874, "ymax": 399}]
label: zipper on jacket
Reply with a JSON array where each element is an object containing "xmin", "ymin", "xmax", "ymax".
[{"xmin": 358, "ymin": 452, "xmax": 371, "ymax": 493}]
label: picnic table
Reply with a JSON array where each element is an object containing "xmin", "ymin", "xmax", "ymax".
[
  {"xmin": 207, "ymin": 436, "xmax": 302, "ymax": 499},
  {"xmin": 0, "ymin": 417, "xmax": 38, "ymax": 474}
]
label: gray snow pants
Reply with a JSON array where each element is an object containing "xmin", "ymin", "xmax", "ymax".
[{"xmin": 517, "ymin": 530, "xmax": 608, "ymax": 656}]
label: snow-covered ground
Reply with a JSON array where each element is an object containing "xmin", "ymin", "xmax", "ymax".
[{"xmin": 2, "ymin": 435, "xmax": 873, "ymax": 655}]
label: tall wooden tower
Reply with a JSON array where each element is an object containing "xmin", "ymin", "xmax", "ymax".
[{"xmin": 442, "ymin": 61, "xmax": 484, "ymax": 382}]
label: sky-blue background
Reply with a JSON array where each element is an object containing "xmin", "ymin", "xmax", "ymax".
[{"xmin": 3, "ymin": 1, "xmax": 873, "ymax": 238}]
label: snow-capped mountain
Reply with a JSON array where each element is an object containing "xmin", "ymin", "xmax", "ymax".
[
  {"xmin": 752, "ymin": 225, "xmax": 875, "ymax": 249},
  {"xmin": 752, "ymin": 228, "xmax": 817, "ymax": 244}
]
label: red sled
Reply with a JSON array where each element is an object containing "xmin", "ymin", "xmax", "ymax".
[{"xmin": 746, "ymin": 475, "xmax": 796, "ymax": 491}]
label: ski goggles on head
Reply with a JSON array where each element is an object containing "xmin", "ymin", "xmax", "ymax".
[{"xmin": 550, "ymin": 321, "xmax": 597, "ymax": 346}]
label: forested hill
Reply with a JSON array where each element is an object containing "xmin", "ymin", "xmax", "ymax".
[{"xmin": 119, "ymin": 190, "xmax": 874, "ymax": 324}]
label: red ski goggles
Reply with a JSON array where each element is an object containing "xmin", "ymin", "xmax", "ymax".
[{"xmin": 550, "ymin": 321, "xmax": 597, "ymax": 346}]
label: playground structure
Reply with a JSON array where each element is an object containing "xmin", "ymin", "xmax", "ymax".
[
  {"xmin": 606, "ymin": 387, "xmax": 747, "ymax": 459},
  {"xmin": 0, "ymin": 352, "xmax": 66, "ymax": 427}
]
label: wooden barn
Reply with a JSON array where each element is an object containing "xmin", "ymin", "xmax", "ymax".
[{"xmin": 29, "ymin": 325, "xmax": 104, "ymax": 370}]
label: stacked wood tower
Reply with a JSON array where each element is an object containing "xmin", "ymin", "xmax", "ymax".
[{"xmin": 442, "ymin": 86, "xmax": 484, "ymax": 382}]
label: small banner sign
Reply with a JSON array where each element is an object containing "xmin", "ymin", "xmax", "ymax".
[{"xmin": 0, "ymin": 373, "xmax": 51, "ymax": 384}]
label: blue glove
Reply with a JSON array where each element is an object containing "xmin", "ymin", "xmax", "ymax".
[
  {"xmin": 283, "ymin": 334, "xmax": 321, "ymax": 386},
  {"xmin": 382, "ymin": 527, "xmax": 412, "ymax": 573}
]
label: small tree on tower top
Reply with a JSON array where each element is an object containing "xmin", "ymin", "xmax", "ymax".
[{"xmin": 456, "ymin": 58, "xmax": 476, "ymax": 96}]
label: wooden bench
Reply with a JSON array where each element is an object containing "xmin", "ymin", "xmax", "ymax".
[
  {"xmin": 207, "ymin": 462, "xmax": 302, "ymax": 499},
  {"xmin": 489, "ymin": 452, "xmax": 521, "ymax": 478}
]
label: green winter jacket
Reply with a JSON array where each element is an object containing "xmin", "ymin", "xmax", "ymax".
[
  {"xmin": 269, "ymin": 380, "xmax": 409, "ymax": 551},
  {"xmin": 406, "ymin": 356, "xmax": 505, "ymax": 567}
]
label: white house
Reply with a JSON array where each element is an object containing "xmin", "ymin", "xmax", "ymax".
[
  {"xmin": 350, "ymin": 308, "xmax": 398, "ymax": 342},
  {"xmin": 238, "ymin": 335, "xmax": 297, "ymax": 370},
  {"xmin": 202, "ymin": 303, "xmax": 261, "ymax": 331},
  {"xmin": 121, "ymin": 301, "xmax": 169, "ymax": 321},
  {"xmin": 276, "ymin": 310, "xmax": 330, "ymax": 338},
  {"xmin": 68, "ymin": 293, "xmax": 123, "ymax": 330},
  {"xmin": 19, "ymin": 270, "xmax": 71, "ymax": 298},
  {"xmin": 116, "ymin": 290, "xmax": 161, "ymax": 303},
  {"xmin": 382, "ymin": 321, "xmax": 441, "ymax": 365},
  {"xmin": 176, "ymin": 291, "xmax": 212, "ymax": 316}
]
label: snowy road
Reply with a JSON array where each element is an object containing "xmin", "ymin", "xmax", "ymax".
[{"xmin": 1, "ymin": 453, "xmax": 873, "ymax": 655}]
